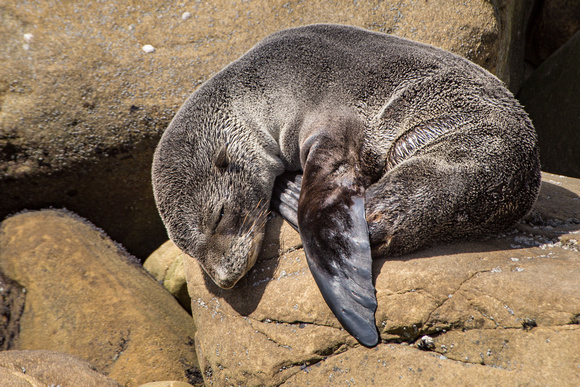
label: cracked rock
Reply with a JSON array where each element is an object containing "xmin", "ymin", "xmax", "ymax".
[{"xmin": 179, "ymin": 172, "xmax": 580, "ymax": 386}]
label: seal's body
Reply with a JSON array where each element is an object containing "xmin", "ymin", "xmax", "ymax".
[{"xmin": 152, "ymin": 24, "xmax": 540, "ymax": 346}]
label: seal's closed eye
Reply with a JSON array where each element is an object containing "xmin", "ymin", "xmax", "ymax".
[
  {"xmin": 214, "ymin": 144, "xmax": 229, "ymax": 170},
  {"xmin": 210, "ymin": 203, "xmax": 225, "ymax": 234}
]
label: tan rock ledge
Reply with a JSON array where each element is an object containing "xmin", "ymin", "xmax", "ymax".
[{"xmin": 177, "ymin": 172, "xmax": 580, "ymax": 386}]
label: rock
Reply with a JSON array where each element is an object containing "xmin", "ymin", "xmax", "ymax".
[
  {"xmin": 0, "ymin": 210, "xmax": 203, "ymax": 386},
  {"xmin": 0, "ymin": 350, "xmax": 120, "ymax": 387},
  {"xmin": 183, "ymin": 172, "xmax": 580, "ymax": 385},
  {"xmin": 518, "ymin": 31, "xmax": 580, "ymax": 178},
  {"xmin": 0, "ymin": 272, "xmax": 25, "ymax": 350},
  {"xmin": 144, "ymin": 241, "xmax": 192, "ymax": 313},
  {"xmin": 1, "ymin": 0, "xmax": 531, "ymax": 259},
  {"xmin": 526, "ymin": 0, "xmax": 580, "ymax": 66},
  {"xmin": 139, "ymin": 382, "xmax": 194, "ymax": 387}
]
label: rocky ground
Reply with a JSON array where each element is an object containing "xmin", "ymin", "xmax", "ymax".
[
  {"xmin": 1, "ymin": 0, "xmax": 579, "ymax": 386},
  {"xmin": 149, "ymin": 172, "xmax": 580, "ymax": 385}
]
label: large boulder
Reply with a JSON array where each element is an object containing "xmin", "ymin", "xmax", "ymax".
[
  {"xmin": 518, "ymin": 31, "xmax": 580, "ymax": 178},
  {"xmin": 0, "ymin": 350, "xmax": 120, "ymax": 387},
  {"xmin": 182, "ymin": 172, "xmax": 580, "ymax": 385},
  {"xmin": 0, "ymin": 210, "xmax": 203, "ymax": 386},
  {"xmin": 1, "ymin": 0, "xmax": 532, "ymax": 259}
]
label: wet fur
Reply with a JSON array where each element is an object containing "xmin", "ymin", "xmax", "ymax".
[{"xmin": 152, "ymin": 24, "xmax": 540, "ymax": 289}]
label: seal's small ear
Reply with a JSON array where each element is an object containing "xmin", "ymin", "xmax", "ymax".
[{"xmin": 214, "ymin": 144, "xmax": 229, "ymax": 169}]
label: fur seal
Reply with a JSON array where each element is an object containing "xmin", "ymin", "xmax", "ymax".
[{"xmin": 152, "ymin": 24, "xmax": 540, "ymax": 347}]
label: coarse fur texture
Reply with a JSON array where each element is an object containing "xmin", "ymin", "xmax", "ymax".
[{"xmin": 152, "ymin": 24, "xmax": 540, "ymax": 344}]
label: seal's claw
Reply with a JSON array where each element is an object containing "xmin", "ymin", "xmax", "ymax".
[{"xmin": 271, "ymin": 172, "xmax": 302, "ymax": 231}]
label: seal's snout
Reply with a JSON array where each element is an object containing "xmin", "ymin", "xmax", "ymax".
[
  {"xmin": 213, "ymin": 275, "xmax": 238, "ymax": 289},
  {"xmin": 209, "ymin": 263, "xmax": 241, "ymax": 289}
]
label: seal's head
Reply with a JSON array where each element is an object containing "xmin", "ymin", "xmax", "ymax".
[{"xmin": 152, "ymin": 114, "xmax": 281, "ymax": 289}]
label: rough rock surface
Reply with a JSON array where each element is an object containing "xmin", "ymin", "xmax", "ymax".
[
  {"xmin": 144, "ymin": 241, "xmax": 193, "ymax": 313},
  {"xmin": 182, "ymin": 172, "xmax": 580, "ymax": 386},
  {"xmin": 0, "ymin": 210, "xmax": 203, "ymax": 386},
  {"xmin": 1, "ymin": 0, "xmax": 530, "ymax": 259},
  {"xmin": 518, "ymin": 31, "xmax": 580, "ymax": 178},
  {"xmin": 139, "ymin": 382, "xmax": 195, "ymax": 387},
  {"xmin": 0, "ymin": 350, "xmax": 120, "ymax": 387}
]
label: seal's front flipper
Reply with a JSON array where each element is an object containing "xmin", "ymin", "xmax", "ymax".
[
  {"xmin": 271, "ymin": 172, "xmax": 302, "ymax": 231},
  {"xmin": 298, "ymin": 133, "xmax": 378, "ymax": 347}
]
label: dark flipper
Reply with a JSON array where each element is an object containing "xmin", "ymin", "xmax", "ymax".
[
  {"xmin": 296, "ymin": 134, "xmax": 378, "ymax": 347},
  {"xmin": 271, "ymin": 172, "xmax": 302, "ymax": 231}
]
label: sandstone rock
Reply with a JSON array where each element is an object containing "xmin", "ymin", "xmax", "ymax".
[
  {"xmin": 526, "ymin": 0, "xmax": 580, "ymax": 66},
  {"xmin": 139, "ymin": 382, "xmax": 194, "ymax": 387},
  {"xmin": 0, "ymin": 350, "xmax": 120, "ymax": 387},
  {"xmin": 144, "ymin": 241, "xmax": 192, "ymax": 313},
  {"xmin": 1, "ymin": 0, "xmax": 531, "ymax": 259},
  {"xmin": 519, "ymin": 31, "xmax": 580, "ymax": 178},
  {"xmin": 0, "ymin": 210, "xmax": 203, "ymax": 386},
  {"xmin": 183, "ymin": 172, "xmax": 580, "ymax": 385},
  {"xmin": 0, "ymin": 272, "xmax": 25, "ymax": 350}
]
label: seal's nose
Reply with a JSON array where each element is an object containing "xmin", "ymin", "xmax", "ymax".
[
  {"xmin": 210, "ymin": 265, "xmax": 241, "ymax": 289},
  {"xmin": 214, "ymin": 276, "xmax": 237, "ymax": 289}
]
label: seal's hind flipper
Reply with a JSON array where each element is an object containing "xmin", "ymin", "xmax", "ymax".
[
  {"xmin": 297, "ymin": 133, "xmax": 378, "ymax": 347},
  {"xmin": 300, "ymin": 192, "xmax": 378, "ymax": 347},
  {"xmin": 271, "ymin": 172, "xmax": 302, "ymax": 231}
]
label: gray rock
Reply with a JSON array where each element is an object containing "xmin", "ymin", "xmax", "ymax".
[
  {"xmin": 519, "ymin": 31, "xmax": 580, "ymax": 178},
  {"xmin": 525, "ymin": 0, "xmax": 580, "ymax": 66}
]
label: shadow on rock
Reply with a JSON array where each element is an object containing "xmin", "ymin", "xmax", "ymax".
[{"xmin": 202, "ymin": 215, "xmax": 286, "ymax": 317}]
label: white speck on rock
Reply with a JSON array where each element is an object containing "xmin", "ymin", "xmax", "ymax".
[
  {"xmin": 491, "ymin": 266, "xmax": 502, "ymax": 273},
  {"xmin": 513, "ymin": 267, "xmax": 525, "ymax": 272},
  {"xmin": 182, "ymin": 11, "xmax": 192, "ymax": 20},
  {"xmin": 23, "ymin": 33, "xmax": 33, "ymax": 42},
  {"xmin": 142, "ymin": 44, "xmax": 155, "ymax": 53}
]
